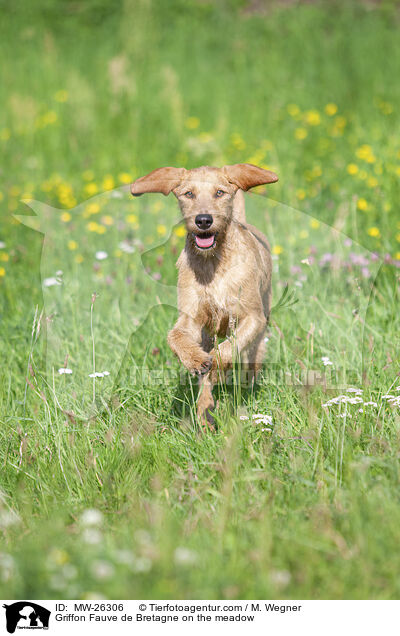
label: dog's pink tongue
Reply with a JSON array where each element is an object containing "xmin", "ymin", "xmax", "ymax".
[{"xmin": 195, "ymin": 235, "xmax": 215, "ymax": 248}]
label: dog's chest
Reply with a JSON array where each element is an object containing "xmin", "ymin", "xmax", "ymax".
[{"xmin": 198, "ymin": 262, "xmax": 247, "ymax": 333}]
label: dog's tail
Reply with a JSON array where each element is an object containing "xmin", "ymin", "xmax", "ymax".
[{"xmin": 233, "ymin": 189, "xmax": 246, "ymax": 224}]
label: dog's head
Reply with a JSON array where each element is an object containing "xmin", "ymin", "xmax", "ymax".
[{"xmin": 131, "ymin": 164, "xmax": 278, "ymax": 254}]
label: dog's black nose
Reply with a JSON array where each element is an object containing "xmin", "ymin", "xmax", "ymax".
[{"xmin": 195, "ymin": 214, "xmax": 213, "ymax": 230}]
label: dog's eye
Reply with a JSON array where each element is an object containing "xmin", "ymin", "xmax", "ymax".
[
  {"xmin": 215, "ymin": 189, "xmax": 225, "ymax": 197},
  {"xmin": 184, "ymin": 191, "xmax": 194, "ymax": 199}
]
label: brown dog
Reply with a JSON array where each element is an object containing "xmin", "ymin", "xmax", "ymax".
[{"xmin": 131, "ymin": 164, "xmax": 278, "ymax": 426}]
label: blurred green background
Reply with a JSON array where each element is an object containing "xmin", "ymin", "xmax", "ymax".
[{"xmin": 0, "ymin": 0, "xmax": 400, "ymax": 601}]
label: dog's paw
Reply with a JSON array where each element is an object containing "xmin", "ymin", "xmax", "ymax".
[{"xmin": 191, "ymin": 354, "xmax": 213, "ymax": 377}]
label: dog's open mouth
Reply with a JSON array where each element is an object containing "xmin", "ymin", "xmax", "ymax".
[{"xmin": 193, "ymin": 233, "xmax": 216, "ymax": 249}]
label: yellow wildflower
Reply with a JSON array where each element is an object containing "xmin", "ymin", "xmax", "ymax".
[
  {"xmin": 174, "ymin": 226, "xmax": 186, "ymax": 238},
  {"xmin": 272, "ymin": 245, "xmax": 283, "ymax": 255},
  {"xmin": 60, "ymin": 212, "xmax": 71, "ymax": 222},
  {"xmin": 68, "ymin": 240, "xmax": 78, "ymax": 250},
  {"xmin": 310, "ymin": 219, "xmax": 320, "ymax": 229},
  {"xmin": 157, "ymin": 224, "xmax": 167, "ymax": 236},
  {"xmin": 185, "ymin": 116, "xmax": 200, "ymax": 130},
  {"xmin": 0, "ymin": 267, "xmax": 5, "ymax": 277},
  {"xmin": 305, "ymin": 110, "xmax": 321, "ymax": 126},
  {"xmin": 335, "ymin": 116, "xmax": 347, "ymax": 128},
  {"xmin": 0, "ymin": 253, "xmax": 9, "ymax": 262},
  {"xmin": 101, "ymin": 215, "xmax": 113, "ymax": 226},
  {"xmin": 287, "ymin": 104, "xmax": 300, "ymax": 117},
  {"xmin": 367, "ymin": 227, "xmax": 380, "ymax": 238},
  {"xmin": 84, "ymin": 182, "xmax": 98, "ymax": 196},
  {"xmin": 49, "ymin": 549, "xmax": 69, "ymax": 565},
  {"xmin": 231, "ymin": 133, "xmax": 246, "ymax": 150},
  {"xmin": 118, "ymin": 172, "xmax": 132, "ymax": 184},
  {"xmin": 102, "ymin": 175, "xmax": 115, "ymax": 191},
  {"xmin": 126, "ymin": 214, "xmax": 138, "ymax": 225},
  {"xmin": 54, "ymin": 90, "xmax": 68, "ymax": 102},
  {"xmin": 42, "ymin": 111, "xmax": 58, "ymax": 126},
  {"xmin": 395, "ymin": 233, "xmax": 400, "ymax": 243},
  {"xmin": 367, "ymin": 176, "xmax": 378, "ymax": 188},
  {"xmin": 325, "ymin": 103, "xmax": 338, "ymax": 116},
  {"xmin": 75, "ymin": 255, "xmax": 84, "ymax": 264},
  {"xmin": 85, "ymin": 202, "xmax": 100, "ymax": 216},
  {"xmin": 356, "ymin": 144, "xmax": 373, "ymax": 161},
  {"xmin": 151, "ymin": 201, "xmax": 163, "ymax": 214},
  {"xmin": 395, "ymin": 252, "xmax": 400, "ymax": 261},
  {"xmin": 295, "ymin": 127, "xmax": 307, "ymax": 140},
  {"xmin": 357, "ymin": 198, "xmax": 369, "ymax": 211},
  {"xmin": 347, "ymin": 163, "xmax": 359, "ymax": 175}
]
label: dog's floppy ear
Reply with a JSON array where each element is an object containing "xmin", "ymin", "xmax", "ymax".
[
  {"xmin": 131, "ymin": 167, "xmax": 186, "ymax": 197},
  {"xmin": 222, "ymin": 163, "xmax": 278, "ymax": 191}
]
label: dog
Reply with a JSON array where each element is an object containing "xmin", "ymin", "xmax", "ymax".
[{"xmin": 131, "ymin": 163, "xmax": 278, "ymax": 426}]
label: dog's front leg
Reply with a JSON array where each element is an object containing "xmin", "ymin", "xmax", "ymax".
[
  {"xmin": 211, "ymin": 314, "xmax": 266, "ymax": 378},
  {"xmin": 197, "ymin": 373, "xmax": 215, "ymax": 430},
  {"xmin": 168, "ymin": 314, "xmax": 212, "ymax": 377}
]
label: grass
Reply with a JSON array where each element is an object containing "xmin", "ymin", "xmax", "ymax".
[{"xmin": 0, "ymin": 0, "xmax": 400, "ymax": 599}]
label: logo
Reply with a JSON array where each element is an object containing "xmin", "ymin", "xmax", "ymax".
[{"xmin": 2, "ymin": 602, "xmax": 50, "ymax": 633}]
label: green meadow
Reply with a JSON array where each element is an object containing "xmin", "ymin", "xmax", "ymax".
[{"xmin": 0, "ymin": 0, "xmax": 400, "ymax": 599}]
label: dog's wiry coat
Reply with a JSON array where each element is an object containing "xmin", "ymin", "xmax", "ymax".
[{"xmin": 131, "ymin": 164, "xmax": 278, "ymax": 426}]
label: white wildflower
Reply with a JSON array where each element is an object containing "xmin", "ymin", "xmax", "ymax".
[
  {"xmin": 80, "ymin": 508, "xmax": 103, "ymax": 526},
  {"xmin": 239, "ymin": 415, "xmax": 249, "ymax": 421},
  {"xmin": 270, "ymin": 569, "xmax": 291, "ymax": 587},
  {"xmin": 346, "ymin": 388, "xmax": 363, "ymax": 394},
  {"xmin": 82, "ymin": 528, "xmax": 103, "ymax": 545},
  {"xmin": 252, "ymin": 413, "xmax": 274, "ymax": 425},
  {"xmin": 0, "ymin": 241, "xmax": 6, "ymax": 249},
  {"xmin": 0, "ymin": 508, "xmax": 20, "ymax": 529},
  {"xmin": 363, "ymin": 401, "xmax": 377, "ymax": 407},
  {"xmin": 0, "ymin": 553, "xmax": 16, "ymax": 583},
  {"xmin": 58, "ymin": 368, "xmax": 72, "ymax": 375},
  {"xmin": 321, "ymin": 356, "xmax": 333, "ymax": 366},
  {"xmin": 118, "ymin": 241, "xmax": 135, "ymax": 254},
  {"xmin": 43, "ymin": 277, "xmax": 61, "ymax": 287},
  {"xmin": 174, "ymin": 547, "xmax": 198, "ymax": 566},
  {"xmin": 132, "ymin": 557, "xmax": 152, "ymax": 573},
  {"xmin": 114, "ymin": 549, "xmax": 136, "ymax": 566},
  {"xmin": 91, "ymin": 560, "xmax": 114, "ymax": 580},
  {"xmin": 323, "ymin": 394, "xmax": 362, "ymax": 407},
  {"xmin": 95, "ymin": 250, "xmax": 108, "ymax": 260}
]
